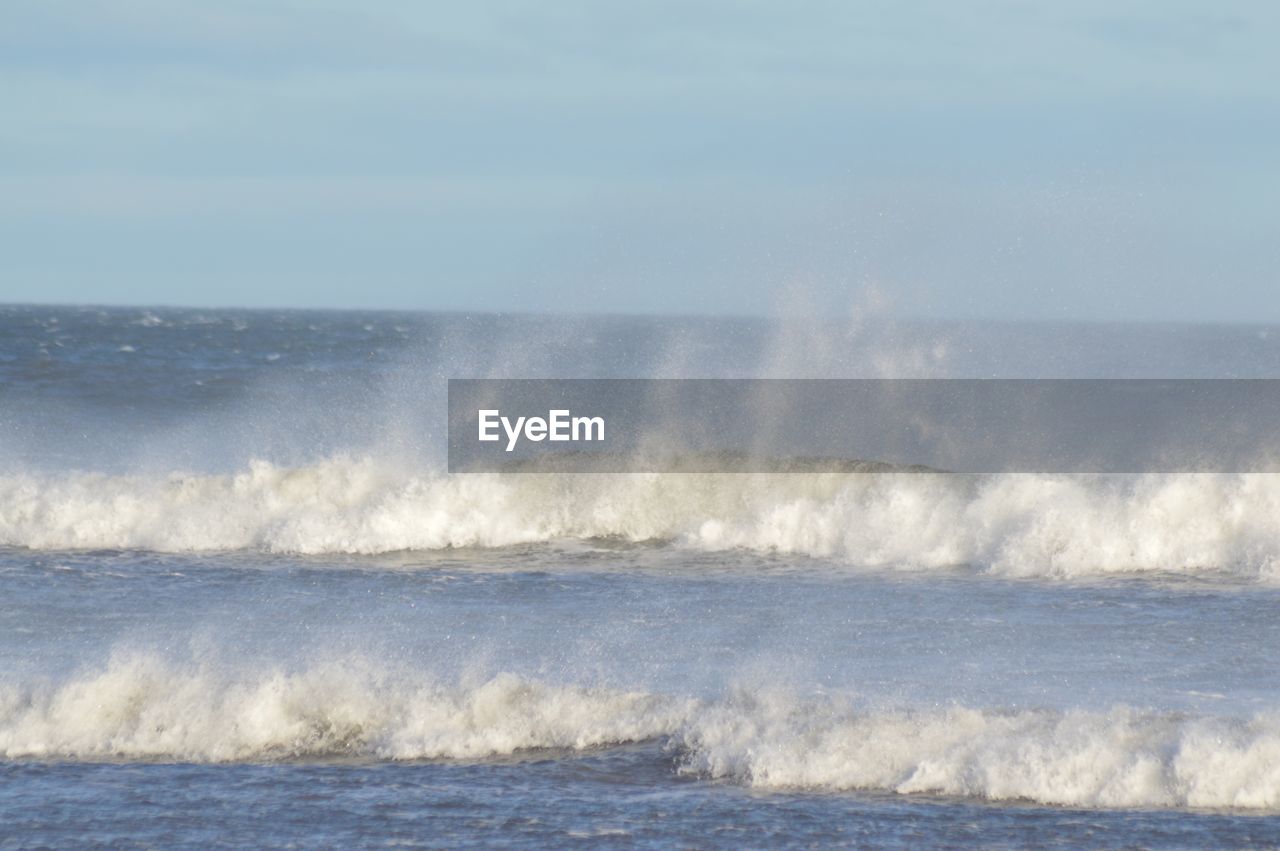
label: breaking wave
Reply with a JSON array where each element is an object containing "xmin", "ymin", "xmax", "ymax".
[
  {"xmin": 0, "ymin": 654, "xmax": 685, "ymax": 763},
  {"xmin": 3, "ymin": 653, "xmax": 1279, "ymax": 810},
  {"xmin": 5, "ymin": 456, "xmax": 1280, "ymax": 579},
  {"xmin": 679, "ymin": 692, "xmax": 1280, "ymax": 809}
]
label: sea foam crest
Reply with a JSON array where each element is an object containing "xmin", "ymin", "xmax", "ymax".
[
  {"xmin": 677, "ymin": 690, "xmax": 1280, "ymax": 809},
  {"xmin": 4, "ymin": 457, "xmax": 1280, "ymax": 578},
  {"xmin": 0, "ymin": 654, "xmax": 684, "ymax": 762},
  {"xmin": 3, "ymin": 654, "xmax": 1280, "ymax": 809}
]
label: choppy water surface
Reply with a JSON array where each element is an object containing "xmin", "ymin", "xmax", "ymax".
[{"xmin": 3, "ymin": 305, "xmax": 1280, "ymax": 847}]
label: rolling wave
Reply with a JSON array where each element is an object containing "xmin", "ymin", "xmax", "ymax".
[
  {"xmin": 3, "ymin": 653, "xmax": 1279, "ymax": 809},
  {"xmin": 4, "ymin": 456, "xmax": 1280, "ymax": 579}
]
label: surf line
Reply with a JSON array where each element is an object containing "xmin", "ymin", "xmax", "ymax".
[{"xmin": 478, "ymin": 409, "xmax": 605, "ymax": 452}]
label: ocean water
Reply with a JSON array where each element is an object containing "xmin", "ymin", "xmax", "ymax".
[{"xmin": 3, "ymin": 305, "xmax": 1280, "ymax": 848}]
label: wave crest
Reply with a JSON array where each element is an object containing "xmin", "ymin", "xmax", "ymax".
[
  {"xmin": 5, "ymin": 457, "xmax": 1280, "ymax": 579},
  {"xmin": 4, "ymin": 654, "xmax": 1280, "ymax": 809},
  {"xmin": 679, "ymin": 691, "xmax": 1280, "ymax": 809},
  {"xmin": 0, "ymin": 654, "xmax": 682, "ymax": 762}
]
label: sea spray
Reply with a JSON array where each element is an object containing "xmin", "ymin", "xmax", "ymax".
[
  {"xmin": 5, "ymin": 653, "xmax": 1280, "ymax": 810},
  {"xmin": 5, "ymin": 456, "xmax": 1280, "ymax": 580}
]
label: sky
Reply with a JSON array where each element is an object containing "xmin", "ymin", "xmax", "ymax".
[{"xmin": 1, "ymin": 0, "xmax": 1278, "ymax": 321}]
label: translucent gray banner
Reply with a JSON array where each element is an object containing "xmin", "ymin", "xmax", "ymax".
[{"xmin": 447, "ymin": 379, "xmax": 1280, "ymax": 473}]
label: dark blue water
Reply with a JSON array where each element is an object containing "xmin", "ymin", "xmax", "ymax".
[{"xmin": 7, "ymin": 757, "xmax": 1280, "ymax": 849}]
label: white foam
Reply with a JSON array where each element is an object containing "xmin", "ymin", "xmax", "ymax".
[
  {"xmin": 0, "ymin": 653, "xmax": 685, "ymax": 762},
  {"xmin": 4, "ymin": 457, "xmax": 1280, "ymax": 579},
  {"xmin": 677, "ymin": 691, "xmax": 1280, "ymax": 809},
  {"xmin": 4, "ymin": 655, "xmax": 1280, "ymax": 809}
]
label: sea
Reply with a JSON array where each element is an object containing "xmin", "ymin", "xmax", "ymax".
[{"xmin": 2, "ymin": 304, "xmax": 1280, "ymax": 848}]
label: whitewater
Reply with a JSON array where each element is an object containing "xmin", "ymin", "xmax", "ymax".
[
  {"xmin": 4, "ymin": 306, "xmax": 1280, "ymax": 846},
  {"xmin": 4, "ymin": 652, "xmax": 1280, "ymax": 810},
  {"xmin": 5, "ymin": 459, "xmax": 1280, "ymax": 580}
]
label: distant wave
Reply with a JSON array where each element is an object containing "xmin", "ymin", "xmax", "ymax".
[
  {"xmin": 3, "ymin": 653, "xmax": 1279, "ymax": 810},
  {"xmin": 4, "ymin": 456, "xmax": 1280, "ymax": 579}
]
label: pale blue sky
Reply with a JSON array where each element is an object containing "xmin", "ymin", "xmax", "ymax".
[{"xmin": 2, "ymin": 1, "xmax": 1277, "ymax": 320}]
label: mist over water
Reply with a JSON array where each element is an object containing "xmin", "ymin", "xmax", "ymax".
[
  {"xmin": 4, "ymin": 304, "xmax": 1280, "ymax": 845},
  {"xmin": 7, "ymin": 305, "xmax": 1280, "ymax": 577}
]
